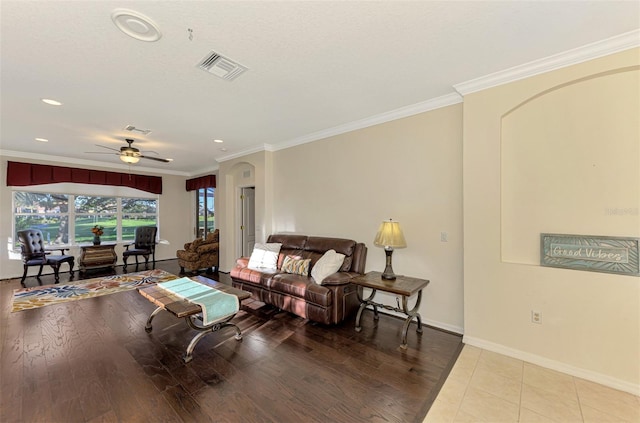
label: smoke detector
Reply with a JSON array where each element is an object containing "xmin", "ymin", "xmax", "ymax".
[
  {"xmin": 111, "ymin": 9, "xmax": 162, "ymax": 42},
  {"xmin": 197, "ymin": 51, "xmax": 248, "ymax": 81},
  {"xmin": 124, "ymin": 125, "xmax": 152, "ymax": 135}
]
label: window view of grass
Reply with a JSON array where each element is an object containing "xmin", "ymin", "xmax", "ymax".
[{"xmin": 13, "ymin": 192, "xmax": 157, "ymax": 248}]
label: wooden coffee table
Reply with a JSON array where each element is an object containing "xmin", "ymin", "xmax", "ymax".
[{"xmin": 138, "ymin": 275, "xmax": 251, "ymax": 362}]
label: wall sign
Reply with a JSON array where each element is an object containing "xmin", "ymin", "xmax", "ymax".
[{"xmin": 541, "ymin": 234, "xmax": 639, "ymax": 276}]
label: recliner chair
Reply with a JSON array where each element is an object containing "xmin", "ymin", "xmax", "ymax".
[{"xmin": 17, "ymin": 229, "xmax": 75, "ymax": 286}]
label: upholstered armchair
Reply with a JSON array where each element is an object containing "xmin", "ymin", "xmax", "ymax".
[
  {"xmin": 176, "ymin": 230, "xmax": 219, "ymax": 274},
  {"xmin": 17, "ymin": 229, "xmax": 75, "ymax": 286}
]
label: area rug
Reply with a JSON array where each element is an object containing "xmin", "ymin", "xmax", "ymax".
[{"xmin": 11, "ymin": 269, "xmax": 178, "ymax": 312}]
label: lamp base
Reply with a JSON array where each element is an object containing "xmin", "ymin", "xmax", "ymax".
[{"xmin": 381, "ymin": 248, "xmax": 396, "ymax": 280}]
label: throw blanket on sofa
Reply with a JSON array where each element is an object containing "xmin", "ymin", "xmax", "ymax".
[{"xmin": 157, "ymin": 277, "xmax": 239, "ymax": 325}]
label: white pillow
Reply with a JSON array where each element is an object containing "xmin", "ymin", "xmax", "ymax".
[
  {"xmin": 311, "ymin": 249, "xmax": 346, "ymax": 285},
  {"xmin": 248, "ymin": 243, "xmax": 282, "ymax": 269}
]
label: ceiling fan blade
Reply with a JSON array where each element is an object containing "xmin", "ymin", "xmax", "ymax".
[
  {"xmin": 95, "ymin": 144, "xmax": 120, "ymax": 152},
  {"xmin": 85, "ymin": 151, "xmax": 120, "ymax": 155},
  {"xmin": 140, "ymin": 155, "xmax": 172, "ymax": 163}
]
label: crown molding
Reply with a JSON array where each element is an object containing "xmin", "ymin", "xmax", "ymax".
[
  {"xmin": 216, "ymin": 143, "xmax": 275, "ymax": 163},
  {"xmin": 272, "ymin": 92, "xmax": 463, "ymax": 152},
  {"xmin": 0, "ymin": 149, "xmax": 191, "ymax": 177},
  {"xmin": 454, "ymin": 29, "xmax": 640, "ymax": 96}
]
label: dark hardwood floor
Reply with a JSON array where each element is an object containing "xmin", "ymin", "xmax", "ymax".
[{"xmin": 1, "ymin": 260, "xmax": 462, "ymax": 423}]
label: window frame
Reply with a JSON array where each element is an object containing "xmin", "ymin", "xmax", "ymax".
[{"xmin": 12, "ymin": 188, "xmax": 159, "ymax": 251}]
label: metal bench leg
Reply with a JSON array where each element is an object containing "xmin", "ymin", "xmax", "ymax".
[
  {"xmin": 183, "ymin": 315, "xmax": 242, "ymax": 363},
  {"xmin": 145, "ymin": 306, "xmax": 164, "ymax": 333}
]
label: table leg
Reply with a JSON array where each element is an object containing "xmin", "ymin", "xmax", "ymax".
[
  {"xmin": 145, "ymin": 306, "xmax": 164, "ymax": 333},
  {"xmin": 183, "ymin": 314, "xmax": 242, "ymax": 363},
  {"xmin": 355, "ymin": 287, "xmax": 377, "ymax": 332},
  {"xmin": 400, "ymin": 290, "xmax": 423, "ymax": 349}
]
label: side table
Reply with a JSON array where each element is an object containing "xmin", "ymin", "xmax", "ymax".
[
  {"xmin": 79, "ymin": 244, "xmax": 117, "ymax": 274},
  {"xmin": 352, "ymin": 271, "xmax": 430, "ymax": 349}
]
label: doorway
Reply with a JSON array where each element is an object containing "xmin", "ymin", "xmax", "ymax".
[{"xmin": 240, "ymin": 187, "xmax": 255, "ymax": 257}]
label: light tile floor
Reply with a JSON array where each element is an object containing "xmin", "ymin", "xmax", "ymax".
[{"xmin": 424, "ymin": 345, "xmax": 640, "ymax": 423}]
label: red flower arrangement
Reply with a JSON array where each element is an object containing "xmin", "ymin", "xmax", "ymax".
[{"xmin": 91, "ymin": 225, "xmax": 104, "ymax": 236}]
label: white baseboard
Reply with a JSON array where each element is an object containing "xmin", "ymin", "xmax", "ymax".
[
  {"xmin": 463, "ymin": 335, "xmax": 640, "ymax": 396},
  {"xmin": 423, "ymin": 317, "xmax": 464, "ymax": 335},
  {"xmin": 373, "ymin": 308, "xmax": 464, "ymax": 335}
]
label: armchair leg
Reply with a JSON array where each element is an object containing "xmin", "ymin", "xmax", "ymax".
[
  {"xmin": 180, "ymin": 266, "xmax": 185, "ymax": 274},
  {"xmin": 21, "ymin": 265, "xmax": 29, "ymax": 285},
  {"xmin": 37, "ymin": 264, "xmax": 44, "ymax": 278},
  {"xmin": 50, "ymin": 262, "xmax": 61, "ymax": 283}
]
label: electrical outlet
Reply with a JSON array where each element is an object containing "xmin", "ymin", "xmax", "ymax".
[
  {"xmin": 531, "ymin": 310, "xmax": 542, "ymax": 324},
  {"xmin": 440, "ymin": 232, "xmax": 448, "ymax": 242}
]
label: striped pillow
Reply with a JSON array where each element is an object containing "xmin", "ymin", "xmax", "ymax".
[{"xmin": 281, "ymin": 256, "xmax": 311, "ymax": 276}]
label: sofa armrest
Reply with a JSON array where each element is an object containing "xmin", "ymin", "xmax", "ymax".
[
  {"xmin": 320, "ymin": 272, "xmax": 359, "ymax": 286},
  {"xmin": 235, "ymin": 257, "xmax": 250, "ymax": 268},
  {"xmin": 183, "ymin": 242, "xmax": 193, "ymax": 250}
]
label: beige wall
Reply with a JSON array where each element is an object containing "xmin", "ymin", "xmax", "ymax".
[
  {"xmin": 217, "ymin": 151, "xmax": 274, "ymax": 273},
  {"xmin": 463, "ymin": 48, "xmax": 639, "ymax": 393},
  {"xmin": 269, "ymin": 104, "xmax": 464, "ymax": 332},
  {"xmin": 0, "ymin": 155, "xmax": 194, "ymax": 279}
]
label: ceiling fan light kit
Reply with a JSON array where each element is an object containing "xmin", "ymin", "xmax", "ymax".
[{"xmin": 120, "ymin": 154, "xmax": 140, "ymax": 164}]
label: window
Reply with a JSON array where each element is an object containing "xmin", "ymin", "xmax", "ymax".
[
  {"xmin": 14, "ymin": 192, "xmax": 69, "ymax": 244},
  {"xmin": 13, "ymin": 191, "xmax": 157, "ymax": 250},
  {"xmin": 196, "ymin": 188, "xmax": 215, "ymax": 238},
  {"xmin": 122, "ymin": 198, "xmax": 158, "ymax": 241}
]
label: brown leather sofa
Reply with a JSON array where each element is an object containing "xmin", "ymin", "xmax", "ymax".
[
  {"xmin": 176, "ymin": 230, "xmax": 219, "ymax": 274},
  {"xmin": 230, "ymin": 234, "xmax": 367, "ymax": 325}
]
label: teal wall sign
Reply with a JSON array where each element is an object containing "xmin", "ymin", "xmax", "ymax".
[{"xmin": 541, "ymin": 234, "xmax": 639, "ymax": 276}]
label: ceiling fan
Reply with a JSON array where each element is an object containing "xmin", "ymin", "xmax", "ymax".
[{"xmin": 88, "ymin": 139, "xmax": 172, "ymax": 164}]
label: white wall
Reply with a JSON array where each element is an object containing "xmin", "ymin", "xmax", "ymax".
[
  {"xmin": 463, "ymin": 48, "xmax": 640, "ymax": 394},
  {"xmin": 217, "ymin": 151, "xmax": 273, "ymax": 273},
  {"xmin": 0, "ymin": 155, "xmax": 194, "ymax": 279},
  {"xmin": 268, "ymin": 105, "xmax": 464, "ymax": 333}
]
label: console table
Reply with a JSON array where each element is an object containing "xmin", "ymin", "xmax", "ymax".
[
  {"xmin": 79, "ymin": 244, "xmax": 117, "ymax": 273},
  {"xmin": 352, "ymin": 271, "xmax": 430, "ymax": 349}
]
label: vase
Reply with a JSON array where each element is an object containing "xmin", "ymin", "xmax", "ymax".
[{"xmin": 93, "ymin": 236, "xmax": 101, "ymax": 245}]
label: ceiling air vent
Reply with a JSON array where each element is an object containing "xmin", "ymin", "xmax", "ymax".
[{"xmin": 197, "ymin": 51, "xmax": 248, "ymax": 81}]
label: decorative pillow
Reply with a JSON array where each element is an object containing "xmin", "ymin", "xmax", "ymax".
[
  {"xmin": 281, "ymin": 256, "xmax": 311, "ymax": 276},
  {"xmin": 248, "ymin": 243, "xmax": 282, "ymax": 269},
  {"xmin": 311, "ymin": 249, "xmax": 346, "ymax": 285}
]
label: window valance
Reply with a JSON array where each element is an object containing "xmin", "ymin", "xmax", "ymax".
[
  {"xmin": 185, "ymin": 174, "xmax": 216, "ymax": 191},
  {"xmin": 6, "ymin": 161, "xmax": 163, "ymax": 194}
]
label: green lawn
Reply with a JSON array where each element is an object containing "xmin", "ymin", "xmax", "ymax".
[{"xmin": 16, "ymin": 218, "xmax": 156, "ymax": 244}]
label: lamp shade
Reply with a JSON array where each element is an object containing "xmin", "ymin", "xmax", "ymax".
[
  {"xmin": 120, "ymin": 154, "xmax": 140, "ymax": 164},
  {"xmin": 373, "ymin": 220, "xmax": 407, "ymax": 248}
]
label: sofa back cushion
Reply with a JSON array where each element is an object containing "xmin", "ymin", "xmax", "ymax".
[
  {"xmin": 267, "ymin": 234, "xmax": 360, "ymax": 273},
  {"xmin": 305, "ymin": 237, "xmax": 355, "ymax": 272},
  {"xmin": 267, "ymin": 234, "xmax": 307, "ymax": 250}
]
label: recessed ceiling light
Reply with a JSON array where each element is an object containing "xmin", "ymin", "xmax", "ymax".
[
  {"xmin": 35, "ymin": 138, "xmax": 49, "ymax": 142},
  {"xmin": 41, "ymin": 98, "xmax": 62, "ymax": 106},
  {"xmin": 213, "ymin": 139, "xmax": 224, "ymax": 143},
  {"xmin": 111, "ymin": 9, "xmax": 162, "ymax": 42},
  {"xmin": 220, "ymin": 148, "xmax": 227, "ymax": 152}
]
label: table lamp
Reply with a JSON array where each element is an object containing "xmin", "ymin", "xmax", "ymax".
[{"xmin": 373, "ymin": 219, "xmax": 407, "ymax": 280}]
